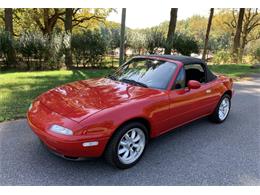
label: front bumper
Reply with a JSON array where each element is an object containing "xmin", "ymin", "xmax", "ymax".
[
  {"xmin": 40, "ymin": 140, "xmax": 96, "ymax": 161},
  {"xmin": 28, "ymin": 116, "xmax": 109, "ymax": 158},
  {"xmin": 27, "ymin": 101, "xmax": 109, "ymax": 158}
]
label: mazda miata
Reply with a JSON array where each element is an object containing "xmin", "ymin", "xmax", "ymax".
[{"xmin": 27, "ymin": 55, "xmax": 234, "ymax": 169}]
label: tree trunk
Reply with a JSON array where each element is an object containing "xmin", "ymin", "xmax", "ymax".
[
  {"xmin": 239, "ymin": 8, "xmax": 260, "ymax": 63},
  {"xmin": 36, "ymin": 9, "xmax": 62, "ymax": 36},
  {"xmin": 165, "ymin": 8, "xmax": 178, "ymax": 55},
  {"xmin": 65, "ymin": 8, "xmax": 73, "ymax": 69},
  {"xmin": 4, "ymin": 8, "xmax": 16, "ymax": 66},
  {"xmin": 233, "ymin": 8, "xmax": 245, "ymax": 63},
  {"xmin": 202, "ymin": 8, "xmax": 214, "ymax": 61},
  {"xmin": 240, "ymin": 29, "xmax": 248, "ymax": 63},
  {"xmin": 119, "ymin": 8, "xmax": 126, "ymax": 65}
]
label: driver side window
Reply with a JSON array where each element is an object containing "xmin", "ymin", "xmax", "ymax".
[
  {"xmin": 173, "ymin": 67, "xmax": 186, "ymax": 90},
  {"xmin": 184, "ymin": 64, "xmax": 206, "ymax": 84}
]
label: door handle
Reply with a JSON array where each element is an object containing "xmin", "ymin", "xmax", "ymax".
[{"xmin": 206, "ymin": 89, "xmax": 212, "ymax": 94}]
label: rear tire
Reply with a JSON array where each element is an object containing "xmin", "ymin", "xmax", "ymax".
[
  {"xmin": 104, "ymin": 122, "xmax": 148, "ymax": 169},
  {"xmin": 210, "ymin": 94, "xmax": 231, "ymax": 123}
]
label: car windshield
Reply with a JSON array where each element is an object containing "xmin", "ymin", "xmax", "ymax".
[{"xmin": 108, "ymin": 58, "xmax": 177, "ymax": 90}]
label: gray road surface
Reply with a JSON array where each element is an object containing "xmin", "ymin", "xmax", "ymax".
[{"xmin": 0, "ymin": 77, "xmax": 259, "ymax": 185}]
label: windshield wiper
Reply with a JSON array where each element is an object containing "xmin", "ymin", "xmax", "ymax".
[
  {"xmin": 120, "ymin": 78, "xmax": 148, "ymax": 88},
  {"xmin": 106, "ymin": 74, "xmax": 118, "ymax": 81}
]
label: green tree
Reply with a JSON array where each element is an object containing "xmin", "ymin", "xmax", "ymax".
[
  {"xmin": 104, "ymin": 25, "xmax": 120, "ymax": 67},
  {"xmin": 177, "ymin": 15, "xmax": 208, "ymax": 49},
  {"xmin": 173, "ymin": 33, "xmax": 199, "ymax": 55},
  {"xmin": 0, "ymin": 30, "xmax": 14, "ymax": 65},
  {"xmin": 222, "ymin": 8, "xmax": 260, "ymax": 62},
  {"xmin": 145, "ymin": 27, "xmax": 165, "ymax": 54},
  {"xmin": 71, "ymin": 30, "xmax": 107, "ymax": 67},
  {"xmin": 127, "ymin": 29, "xmax": 146, "ymax": 54},
  {"xmin": 240, "ymin": 9, "xmax": 260, "ymax": 61},
  {"xmin": 17, "ymin": 31, "xmax": 47, "ymax": 70},
  {"xmin": 30, "ymin": 9, "xmax": 65, "ymax": 36}
]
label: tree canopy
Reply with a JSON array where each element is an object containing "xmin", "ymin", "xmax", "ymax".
[{"xmin": 0, "ymin": 8, "xmax": 259, "ymax": 70}]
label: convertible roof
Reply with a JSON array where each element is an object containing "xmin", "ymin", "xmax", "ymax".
[
  {"xmin": 135, "ymin": 54, "xmax": 217, "ymax": 82},
  {"xmin": 137, "ymin": 55, "xmax": 205, "ymax": 65}
]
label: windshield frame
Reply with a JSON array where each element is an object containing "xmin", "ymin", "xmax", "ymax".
[{"xmin": 109, "ymin": 57, "xmax": 178, "ymax": 91}]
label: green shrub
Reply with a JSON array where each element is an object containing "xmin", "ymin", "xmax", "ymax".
[
  {"xmin": 145, "ymin": 27, "xmax": 166, "ymax": 54},
  {"xmin": 17, "ymin": 31, "xmax": 47, "ymax": 70},
  {"xmin": 255, "ymin": 48, "xmax": 260, "ymax": 62},
  {"xmin": 172, "ymin": 33, "xmax": 199, "ymax": 56},
  {"xmin": 71, "ymin": 29, "xmax": 107, "ymax": 67},
  {"xmin": 126, "ymin": 30, "xmax": 146, "ymax": 55},
  {"xmin": 242, "ymin": 54, "xmax": 255, "ymax": 64},
  {"xmin": 212, "ymin": 50, "xmax": 232, "ymax": 64},
  {"xmin": 143, "ymin": 29, "xmax": 199, "ymax": 56},
  {"xmin": 109, "ymin": 28, "xmax": 120, "ymax": 51},
  {"xmin": 46, "ymin": 33, "xmax": 66, "ymax": 69},
  {"xmin": 0, "ymin": 30, "xmax": 14, "ymax": 65},
  {"xmin": 17, "ymin": 32, "xmax": 65, "ymax": 70},
  {"xmin": 71, "ymin": 34, "xmax": 84, "ymax": 67}
]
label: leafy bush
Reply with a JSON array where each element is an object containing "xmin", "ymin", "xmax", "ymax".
[
  {"xmin": 46, "ymin": 33, "xmax": 66, "ymax": 69},
  {"xmin": 145, "ymin": 27, "xmax": 166, "ymax": 54},
  {"xmin": 71, "ymin": 34, "xmax": 84, "ymax": 67},
  {"xmin": 172, "ymin": 33, "xmax": 199, "ymax": 56},
  {"xmin": 207, "ymin": 33, "xmax": 231, "ymax": 52},
  {"xmin": 99, "ymin": 25, "xmax": 120, "ymax": 53},
  {"xmin": 255, "ymin": 48, "xmax": 260, "ymax": 62},
  {"xmin": 109, "ymin": 28, "xmax": 120, "ymax": 50},
  {"xmin": 127, "ymin": 30, "xmax": 146, "ymax": 55},
  {"xmin": 143, "ymin": 29, "xmax": 199, "ymax": 56},
  {"xmin": 242, "ymin": 54, "xmax": 255, "ymax": 64},
  {"xmin": 0, "ymin": 30, "xmax": 14, "ymax": 65},
  {"xmin": 71, "ymin": 29, "xmax": 108, "ymax": 67},
  {"xmin": 212, "ymin": 50, "xmax": 232, "ymax": 64},
  {"xmin": 17, "ymin": 32, "xmax": 65, "ymax": 70},
  {"xmin": 17, "ymin": 31, "xmax": 47, "ymax": 70}
]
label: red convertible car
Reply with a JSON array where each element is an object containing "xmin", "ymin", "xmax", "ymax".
[{"xmin": 27, "ymin": 55, "xmax": 234, "ymax": 169}]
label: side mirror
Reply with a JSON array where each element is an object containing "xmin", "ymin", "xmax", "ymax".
[{"xmin": 187, "ymin": 80, "xmax": 201, "ymax": 89}]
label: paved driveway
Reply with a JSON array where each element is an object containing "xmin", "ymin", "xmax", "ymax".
[{"xmin": 0, "ymin": 77, "xmax": 259, "ymax": 185}]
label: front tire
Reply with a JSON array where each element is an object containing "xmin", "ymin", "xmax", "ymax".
[
  {"xmin": 210, "ymin": 94, "xmax": 231, "ymax": 123},
  {"xmin": 104, "ymin": 122, "xmax": 148, "ymax": 169}
]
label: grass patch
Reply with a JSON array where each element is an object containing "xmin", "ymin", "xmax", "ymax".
[
  {"xmin": 208, "ymin": 64, "xmax": 260, "ymax": 79},
  {"xmin": 0, "ymin": 69, "xmax": 112, "ymax": 122},
  {"xmin": 0, "ymin": 64, "xmax": 259, "ymax": 122}
]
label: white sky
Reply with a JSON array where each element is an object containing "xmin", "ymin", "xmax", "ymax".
[{"xmin": 107, "ymin": 8, "xmax": 210, "ymax": 29}]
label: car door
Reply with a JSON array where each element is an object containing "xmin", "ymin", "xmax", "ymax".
[{"xmin": 167, "ymin": 64, "xmax": 218, "ymax": 129}]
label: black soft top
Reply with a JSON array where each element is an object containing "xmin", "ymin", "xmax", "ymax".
[
  {"xmin": 135, "ymin": 55, "xmax": 217, "ymax": 82},
  {"xmin": 137, "ymin": 55, "xmax": 205, "ymax": 65}
]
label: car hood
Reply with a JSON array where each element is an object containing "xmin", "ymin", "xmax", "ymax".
[{"xmin": 38, "ymin": 78, "xmax": 161, "ymax": 122}]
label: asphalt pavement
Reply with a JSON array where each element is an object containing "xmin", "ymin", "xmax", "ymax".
[{"xmin": 0, "ymin": 76, "xmax": 259, "ymax": 185}]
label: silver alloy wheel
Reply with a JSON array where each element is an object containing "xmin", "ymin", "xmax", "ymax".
[
  {"xmin": 218, "ymin": 97, "xmax": 230, "ymax": 121},
  {"xmin": 117, "ymin": 128, "xmax": 146, "ymax": 165}
]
